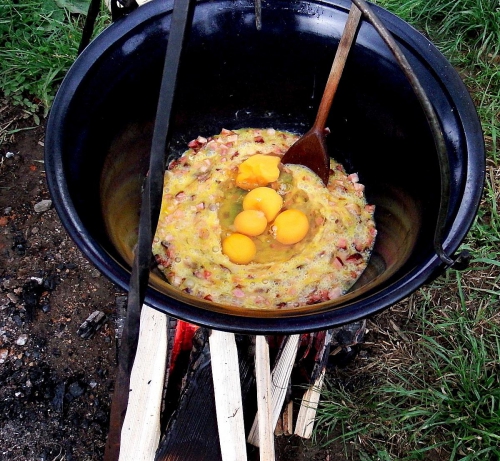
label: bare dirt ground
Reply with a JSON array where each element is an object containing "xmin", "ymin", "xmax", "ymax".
[
  {"xmin": 0, "ymin": 96, "xmax": 399, "ymax": 461},
  {"xmin": 0, "ymin": 98, "xmax": 123, "ymax": 460}
]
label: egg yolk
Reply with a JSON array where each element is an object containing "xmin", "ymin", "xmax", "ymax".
[
  {"xmin": 234, "ymin": 210, "xmax": 268, "ymax": 236},
  {"xmin": 243, "ymin": 187, "xmax": 283, "ymax": 222},
  {"xmin": 222, "ymin": 233, "xmax": 256, "ymax": 264},
  {"xmin": 272, "ymin": 209, "xmax": 310, "ymax": 245},
  {"xmin": 235, "ymin": 154, "xmax": 281, "ymax": 190}
]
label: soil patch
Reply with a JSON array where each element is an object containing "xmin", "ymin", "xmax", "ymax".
[{"xmin": 0, "ymin": 100, "xmax": 122, "ymax": 460}]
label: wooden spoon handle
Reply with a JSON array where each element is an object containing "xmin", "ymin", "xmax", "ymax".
[{"xmin": 314, "ymin": 3, "xmax": 362, "ymax": 130}]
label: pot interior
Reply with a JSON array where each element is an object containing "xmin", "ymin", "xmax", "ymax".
[{"xmin": 46, "ymin": 0, "xmax": 484, "ymax": 333}]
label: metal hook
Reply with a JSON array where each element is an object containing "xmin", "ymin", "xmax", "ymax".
[{"xmin": 349, "ymin": 0, "xmax": 469, "ymax": 271}]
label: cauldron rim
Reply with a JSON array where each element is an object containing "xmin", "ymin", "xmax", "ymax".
[{"xmin": 45, "ymin": 0, "xmax": 485, "ymax": 334}]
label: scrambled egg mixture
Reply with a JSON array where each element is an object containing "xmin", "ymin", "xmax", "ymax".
[{"xmin": 152, "ymin": 128, "xmax": 376, "ymax": 309}]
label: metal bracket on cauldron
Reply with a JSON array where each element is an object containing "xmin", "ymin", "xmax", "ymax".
[
  {"xmin": 78, "ymin": 0, "xmax": 139, "ymax": 55},
  {"xmin": 351, "ymin": 0, "xmax": 471, "ymax": 273},
  {"xmin": 103, "ymin": 0, "xmax": 195, "ymax": 458},
  {"xmin": 110, "ymin": 0, "xmax": 140, "ymax": 21}
]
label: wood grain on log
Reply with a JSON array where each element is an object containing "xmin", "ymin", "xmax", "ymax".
[
  {"xmin": 119, "ymin": 305, "xmax": 168, "ymax": 461},
  {"xmin": 254, "ymin": 336, "xmax": 275, "ymax": 461},
  {"xmin": 294, "ymin": 367, "xmax": 326, "ymax": 439},
  {"xmin": 209, "ymin": 330, "xmax": 247, "ymax": 461},
  {"xmin": 248, "ymin": 334, "xmax": 299, "ymax": 446}
]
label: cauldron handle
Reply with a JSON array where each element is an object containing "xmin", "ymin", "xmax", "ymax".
[
  {"xmin": 351, "ymin": 0, "xmax": 470, "ymax": 271},
  {"xmin": 103, "ymin": 0, "xmax": 195, "ymax": 459}
]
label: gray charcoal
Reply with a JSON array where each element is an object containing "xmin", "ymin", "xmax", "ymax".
[
  {"xmin": 51, "ymin": 382, "xmax": 65, "ymax": 413},
  {"xmin": 68, "ymin": 381, "xmax": 84, "ymax": 398},
  {"xmin": 77, "ymin": 311, "xmax": 107, "ymax": 339}
]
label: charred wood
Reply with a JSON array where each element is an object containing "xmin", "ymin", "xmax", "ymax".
[{"xmin": 155, "ymin": 331, "xmax": 256, "ymax": 461}]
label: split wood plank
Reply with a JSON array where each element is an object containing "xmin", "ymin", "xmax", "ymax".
[
  {"xmin": 119, "ymin": 305, "xmax": 168, "ymax": 461},
  {"xmin": 209, "ymin": 330, "xmax": 247, "ymax": 461},
  {"xmin": 248, "ymin": 334, "xmax": 300, "ymax": 446},
  {"xmin": 294, "ymin": 367, "xmax": 326, "ymax": 439},
  {"xmin": 254, "ymin": 335, "xmax": 275, "ymax": 461},
  {"xmin": 283, "ymin": 400, "xmax": 294, "ymax": 436}
]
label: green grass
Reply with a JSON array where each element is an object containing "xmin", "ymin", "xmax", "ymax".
[
  {"xmin": 376, "ymin": 0, "xmax": 500, "ymax": 57},
  {"xmin": 316, "ymin": 281, "xmax": 500, "ymax": 460},
  {"xmin": 0, "ymin": 0, "xmax": 109, "ymax": 116},
  {"xmin": 315, "ymin": 1, "xmax": 500, "ymax": 459}
]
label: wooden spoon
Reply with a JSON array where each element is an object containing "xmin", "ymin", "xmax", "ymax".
[{"xmin": 281, "ymin": 4, "xmax": 362, "ymax": 185}]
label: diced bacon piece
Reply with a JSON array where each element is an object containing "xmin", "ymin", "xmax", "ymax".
[
  {"xmin": 254, "ymin": 135, "xmax": 265, "ymax": 143},
  {"xmin": 154, "ymin": 254, "xmax": 169, "ymax": 269},
  {"xmin": 198, "ymin": 228, "xmax": 209, "ymax": 239},
  {"xmin": 337, "ymin": 237, "xmax": 348, "ymax": 249},
  {"xmin": 348, "ymin": 173, "xmax": 359, "ymax": 183},
  {"xmin": 199, "ymin": 159, "xmax": 211, "ymax": 173},
  {"xmin": 194, "ymin": 269, "xmax": 211, "ymax": 279},
  {"xmin": 205, "ymin": 140, "xmax": 217, "ymax": 150},
  {"xmin": 233, "ymin": 288, "xmax": 245, "ymax": 298},
  {"xmin": 175, "ymin": 191, "xmax": 188, "ymax": 202},
  {"xmin": 328, "ymin": 287, "xmax": 342, "ymax": 299},
  {"xmin": 197, "ymin": 173, "xmax": 210, "ymax": 182},
  {"xmin": 332, "ymin": 256, "xmax": 344, "ymax": 270},
  {"xmin": 218, "ymin": 144, "xmax": 229, "ymax": 155},
  {"xmin": 168, "ymin": 158, "xmax": 182, "ymax": 169},
  {"xmin": 365, "ymin": 227, "xmax": 377, "ymax": 247},
  {"xmin": 355, "ymin": 240, "xmax": 366, "ymax": 252},
  {"xmin": 305, "ymin": 290, "xmax": 329, "ymax": 305},
  {"xmin": 188, "ymin": 139, "xmax": 204, "ymax": 150},
  {"xmin": 345, "ymin": 203, "xmax": 361, "ymax": 215},
  {"xmin": 171, "ymin": 275, "xmax": 183, "ymax": 286},
  {"xmin": 346, "ymin": 253, "xmax": 363, "ymax": 264}
]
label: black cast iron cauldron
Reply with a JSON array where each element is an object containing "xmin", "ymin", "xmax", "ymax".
[{"xmin": 45, "ymin": 0, "xmax": 484, "ymax": 334}]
